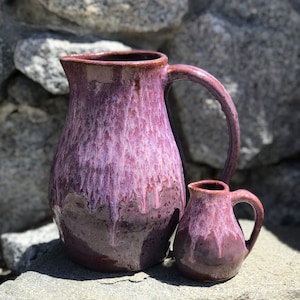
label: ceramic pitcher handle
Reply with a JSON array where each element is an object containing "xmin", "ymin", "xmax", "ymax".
[
  {"xmin": 166, "ymin": 64, "xmax": 240, "ymax": 183},
  {"xmin": 231, "ymin": 189, "xmax": 264, "ymax": 253}
]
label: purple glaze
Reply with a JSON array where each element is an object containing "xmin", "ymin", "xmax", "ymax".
[
  {"xmin": 49, "ymin": 50, "xmax": 241, "ymax": 272},
  {"xmin": 50, "ymin": 51, "xmax": 185, "ymax": 271},
  {"xmin": 173, "ymin": 180, "xmax": 264, "ymax": 282}
]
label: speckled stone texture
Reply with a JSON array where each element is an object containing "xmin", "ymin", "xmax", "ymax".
[
  {"xmin": 167, "ymin": 1, "xmax": 300, "ymax": 169},
  {"xmin": 38, "ymin": 0, "xmax": 188, "ymax": 32},
  {"xmin": 14, "ymin": 35, "xmax": 131, "ymax": 94}
]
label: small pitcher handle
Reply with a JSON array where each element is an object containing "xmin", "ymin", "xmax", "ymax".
[
  {"xmin": 166, "ymin": 64, "xmax": 240, "ymax": 183},
  {"xmin": 231, "ymin": 189, "xmax": 265, "ymax": 253}
]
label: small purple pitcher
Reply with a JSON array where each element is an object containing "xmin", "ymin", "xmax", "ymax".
[{"xmin": 174, "ymin": 179, "xmax": 264, "ymax": 282}]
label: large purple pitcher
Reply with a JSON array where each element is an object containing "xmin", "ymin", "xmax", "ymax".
[{"xmin": 49, "ymin": 50, "xmax": 240, "ymax": 271}]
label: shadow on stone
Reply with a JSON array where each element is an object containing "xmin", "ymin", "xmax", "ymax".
[
  {"xmin": 234, "ymin": 207, "xmax": 300, "ymax": 252},
  {"xmin": 27, "ymin": 240, "xmax": 132, "ymax": 281},
  {"xmin": 143, "ymin": 255, "xmax": 221, "ymax": 288},
  {"xmin": 25, "ymin": 239, "xmax": 218, "ymax": 286},
  {"xmin": 265, "ymin": 224, "xmax": 300, "ymax": 251},
  {"xmin": 24, "ymin": 221, "xmax": 300, "ymax": 286}
]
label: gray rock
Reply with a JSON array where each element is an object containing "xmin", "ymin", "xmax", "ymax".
[
  {"xmin": 0, "ymin": 220, "xmax": 299, "ymax": 299},
  {"xmin": 167, "ymin": 1, "xmax": 300, "ymax": 169},
  {"xmin": 1, "ymin": 223, "xmax": 59, "ymax": 273},
  {"xmin": 7, "ymin": 74, "xmax": 50, "ymax": 106},
  {"xmin": 6, "ymin": 0, "xmax": 172, "ymax": 49},
  {"xmin": 182, "ymin": 162, "xmax": 214, "ymax": 186},
  {"xmin": 0, "ymin": 91, "xmax": 68, "ymax": 234},
  {"xmin": 9, "ymin": 0, "xmax": 78, "ymax": 33},
  {"xmin": 0, "ymin": 2, "xmax": 2, "ymax": 24},
  {"xmin": 184, "ymin": 160, "xmax": 300, "ymax": 227},
  {"xmin": 233, "ymin": 162, "xmax": 300, "ymax": 226},
  {"xmin": 38, "ymin": 0, "xmax": 188, "ymax": 33},
  {"xmin": 14, "ymin": 35, "xmax": 131, "ymax": 94},
  {"xmin": 0, "ymin": 40, "xmax": 3, "ymax": 89},
  {"xmin": 0, "ymin": 38, "xmax": 15, "ymax": 101}
]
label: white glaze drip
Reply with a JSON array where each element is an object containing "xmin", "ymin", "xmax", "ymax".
[{"xmin": 51, "ymin": 62, "xmax": 185, "ymax": 224}]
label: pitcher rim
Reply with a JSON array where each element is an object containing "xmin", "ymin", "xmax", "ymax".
[
  {"xmin": 188, "ymin": 180, "xmax": 229, "ymax": 193},
  {"xmin": 60, "ymin": 50, "xmax": 168, "ymax": 67}
]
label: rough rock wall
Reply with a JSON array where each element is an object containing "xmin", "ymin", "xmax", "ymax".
[{"xmin": 0, "ymin": 0, "xmax": 299, "ymax": 239}]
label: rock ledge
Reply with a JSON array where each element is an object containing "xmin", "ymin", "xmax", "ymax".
[{"xmin": 0, "ymin": 220, "xmax": 299, "ymax": 300}]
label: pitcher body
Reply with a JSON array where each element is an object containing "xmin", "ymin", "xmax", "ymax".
[
  {"xmin": 174, "ymin": 180, "xmax": 264, "ymax": 281},
  {"xmin": 49, "ymin": 52, "xmax": 185, "ymax": 271}
]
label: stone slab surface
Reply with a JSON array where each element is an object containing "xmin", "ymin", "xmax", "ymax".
[
  {"xmin": 1, "ymin": 223, "xmax": 58, "ymax": 272},
  {"xmin": 0, "ymin": 220, "xmax": 299, "ymax": 300},
  {"xmin": 14, "ymin": 35, "xmax": 131, "ymax": 94}
]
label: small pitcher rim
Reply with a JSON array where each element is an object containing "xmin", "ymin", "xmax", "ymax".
[
  {"xmin": 188, "ymin": 179, "xmax": 229, "ymax": 193},
  {"xmin": 60, "ymin": 50, "xmax": 168, "ymax": 67}
]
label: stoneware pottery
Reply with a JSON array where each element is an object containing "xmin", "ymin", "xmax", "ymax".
[
  {"xmin": 49, "ymin": 50, "xmax": 240, "ymax": 272},
  {"xmin": 173, "ymin": 179, "xmax": 264, "ymax": 282}
]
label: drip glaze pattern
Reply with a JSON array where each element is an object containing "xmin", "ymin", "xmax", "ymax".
[
  {"xmin": 49, "ymin": 52, "xmax": 185, "ymax": 271},
  {"xmin": 49, "ymin": 50, "xmax": 241, "ymax": 272},
  {"xmin": 174, "ymin": 180, "xmax": 264, "ymax": 282}
]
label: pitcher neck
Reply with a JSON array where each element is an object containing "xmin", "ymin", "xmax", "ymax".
[{"xmin": 60, "ymin": 50, "xmax": 169, "ymax": 90}]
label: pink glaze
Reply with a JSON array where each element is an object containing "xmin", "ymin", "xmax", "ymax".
[
  {"xmin": 49, "ymin": 51, "xmax": 185, "ymax": 271},
  {"xmin": 51, "ymin": 52, "xmax": 185, "ymax": 221},
  {"xmin": 174, "ymin": 180, "xmax": 264, "ymax": 282},
  {"xmin": 49, "ymin": 51, "xmax": 241, "ymax": 272}
]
